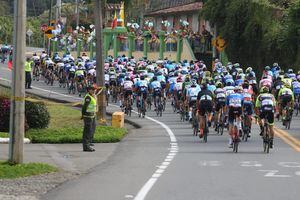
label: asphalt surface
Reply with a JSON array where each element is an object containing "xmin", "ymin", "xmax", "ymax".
[{"xmin": 0, "ymin": 62, "xmax": 300, "ymax": 200}]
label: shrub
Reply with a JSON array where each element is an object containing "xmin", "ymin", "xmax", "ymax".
[
  {"xmin": 25, "ymin": 101, "xmax": 50, "ymax": 129},
  {"xmin": 0, "ymin": 97, "xmax": 50, "ymax": 131},
  {"xmin": 0, "ymin": 97, "xmax": 10, "ymax": 132}
]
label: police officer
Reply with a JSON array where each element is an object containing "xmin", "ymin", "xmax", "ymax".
[
  {"xmin": 25, "ymin": 57, "xmax": 33, "ymax": 89},
  {"xmin": 81, "ymin": 85, "xmax": 97, "ymax": 152}
]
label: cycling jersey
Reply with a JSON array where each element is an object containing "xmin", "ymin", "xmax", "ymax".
[
  {"xmin": 292, "ymin": 81, "xmax": 300, "ymax": 95},
  {"xmin": 75, "ymin": 70, "xmax": 84, "ymax": 77},
  {"xmin": 256, "ymin": 93, "xmax": 276, "ymax": 112},
  {"xmin": 226, "ymin": 93, "xmax": 244, "ymax": 108},
  {"xmin": 151, "ymin": 81, "xmax": 162, "ymax": 90},
  {"xmin": 175, "ymin": 82, "xmax": 183, "ymax": 91},
  {"xmin": 123, "ymin": 80, "xmax": 134, "ymax": 90},
  {"xmin": 187, "ymin": 86, "xmax": 201, "ymax": 102},
  {"xmin": 215, "ymin": 88, "xmax": 226, "ymax": 101},
  {"xmin": 224, "ymin": 86, "xmax": 235, "ymax": 96},
  {"xmin": 259, "ymin": 78, "xmax": 272, "ymax": 88},
  {"xmin": 208, "ymin": 84, "xmax": 216, "ymax": 92},
  {"xmin": 197, "ymin": 89, "xmax": 213, "ymax": 102}
]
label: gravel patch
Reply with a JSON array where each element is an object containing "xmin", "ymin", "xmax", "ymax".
[{"xmin": 0, "ymin": 171, "xmax": 80, "ymax": 199}]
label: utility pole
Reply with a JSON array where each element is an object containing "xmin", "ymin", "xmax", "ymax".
[
  {"xmin": 76, "ymin": 0, "xmax": 79, "ymax": 28},
  {"xmin": 48, "ymin": 0, "xmax": 53, "ymax": 26},
  {"xmin": 9, "ymin": 0, "xmax": 26, "ymax": 164},
  {"xmin": 56, "ymin": 0, "xmax": 61, "ymax": 22},
  {"xmin": 94, "ymin": 0, "xmax": 106, "ymax": 124}
]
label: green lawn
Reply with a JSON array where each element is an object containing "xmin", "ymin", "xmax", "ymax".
[
  {"xmin": 26, "ymin": 104, "xmax": 127, "ymax": 143},
  {"xmin": 0, "ymin": 161, "xmax": 57, "ymax": 179}
]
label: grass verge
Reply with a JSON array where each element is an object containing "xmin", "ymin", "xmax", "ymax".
[
  {"xmin": 0, "ymin": 161, "xmax": 57, "ymax": 179},
  {"xmin": 26, "ymin": 104, "xmax": 127, "ymax": 143}
]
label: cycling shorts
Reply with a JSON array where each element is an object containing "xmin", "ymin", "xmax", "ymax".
[
  {"xmin": 110, "ymin": 80, "xmax": 117, "ymax": 87},
  {"xmin": 215, "ymin": 98, "xmax": 226, "ymax": 112},
  {"xmin": 243, "ymin": 102, "xmax": 253, "ymax": 115},
  {"xmin": 228, "ymin": 107, "xmax": 242, "ymax": 124},
  {"xmin": 68, "ymin": 72, "xmax": 75, "ymax": 80},
  {"xmin": 153, "ymin": 88, "xmax": 162, "ymax": 98},
  {"xmin": 189, "ymin": 100, "xmax": 197, "ymax": 108},
  {"xmin": 138, "ymin": 87, "xmax": 148, "ymax": 99},
  {"xmin": 124, "ymin": 90, "xmax": 133, "ymax": 99},
  {"xmin": 259, "ymin": 110, "xmax": 274, "ymax": 125},
  {"xmin": 281, "ymin": 95, "xmax": 292, "ymax": 108},
  {"xmin": 198, "ymin": 100, "xmax": 213, "ymax": 116}
]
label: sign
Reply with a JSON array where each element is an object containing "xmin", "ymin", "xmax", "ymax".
[
  {"xmin": 26, "ymin": 29, "xmax": 33, "ymax": 37},
  {"xmin": 40, "ymin": 24, "xmax": 48, "ymax": 32},
  {"xmin": 212, "ymin": 36, "xmax": 226, "ymax": 52},
  {"xmin": 44, "ymin": 27, "xmax": 53, "ymax": 39}
]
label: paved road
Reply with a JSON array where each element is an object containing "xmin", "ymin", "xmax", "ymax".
[{"xmin": 1, "ymin": 62, "xmax": 300, "ymax": 200}]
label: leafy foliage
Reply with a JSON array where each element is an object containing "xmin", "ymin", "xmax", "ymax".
[
  {"xmin": 25, "ymin": 101, "xmax": 50, "ymax": 129},
  {"xmin": 201, "ymin": 0, "xmax": 300, "ymax": 70}
]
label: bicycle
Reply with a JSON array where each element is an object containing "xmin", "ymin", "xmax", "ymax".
[
  {"xmin": 216, "ymin": 107, "xmax": 225, "ymax": 135},
  {"xmin": 283, "ymin": 105, "xmax": 293, "ymax": 129},
  {"xmin": 203, "ymin": 112, "xmax": 209, "ymax": 143},
  {"xmin": 68, "ymin": 78, "xmax": 76, "ymax": 94},
  {"xmin": 191, "ymin": 104, "xmax": 199, "ymax": 136},
  {"xmin": 242, "ymin": 113, "xmax": 251, "ymax": 142},
  {"xmin": 154, "ymin": 92, "xmax": 163, "ymax": 117},
  {"xmin": 124, "ymin": 92, "xmax": 132, "ymax": 117},
  {"xmin": 179, "ymin": 100, "xmax": 186, "ymax": 122},
  {"xmin": 232, "ymin": 115, "xmax": 240, "ymax": 153},
  {"xmin": 262, "ymin": 119, "xmax": 271, "ymax": 153},
  {"xmin": 138, "ymin": 90, "xmax": 147, "ymax": 118}
]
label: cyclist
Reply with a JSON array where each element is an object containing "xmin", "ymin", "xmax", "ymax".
[
  {"xmin": 136, "ymin": 75, "xmax": 149, "ymax": 110},
  {"xmin": 242, "ymin": 80, "xmax": 254, "ymax": 137},
  {"xmin": 174, "ymin": 76, "xmax": 183, "ymax": 111},
  {"xmin": 226, "ymin": 86, "xmax": 244, "ymax": 148},
  {"xmin": 278, "ymin": 82, "xmax": 294, "ymax": 125},
  {"xmin": 197, "ymin": 83, "xmax": 214, "ymax": 138},
  {"xmin": 214, "ymin": 82, "xmax": 226, "ymax": 131},
  {"xmin": 255, "ymin": 86, "xmax": 276, "ymax": 148},
  {"xmin": 273, "ymin": 76, "xmax": 284, "ymax": 99},
  {"xmin": 187, "ymin": 79, "xmax": 201, "ymax": 121},
  {"xmin": 150, "ymin": 76, "xmax": 162, "ymax": 110},
  {"xmin": 122, "ymin": 76, "xmax": 134, "ymax": 111}
]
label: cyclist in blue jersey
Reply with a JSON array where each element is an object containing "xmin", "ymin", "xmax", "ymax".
[{"xmin": 226, "ymin": 86, "xmax": 244, "ymax": 148}]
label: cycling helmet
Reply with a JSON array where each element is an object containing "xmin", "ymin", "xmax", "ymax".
[
  {"xmin": 246, "ymin": 67, "xmax": 252, "ymax": 73},
  {"xmin": 185, "ymin": 76, "xmax": 190, "ymax": 82},
  {"xmin": 288, "ymin": 69, "xmax": 293, "ymax": 73},
  {"xmin": 242, "ymin": 80, "xmax": 249, "ymax": 88},
  {"xmin": 216, "ymin": 82, "xmax": 223, "ymax": 88},
  {"xmin": 233, "ymin": 63, "xmax": 240, "ymax": 68},
  {"xmin": 260, "ymin": 86, "xmax": 269, "ymax": 93},
  {"xmin": 273, "ymin": 63, "xmax": 279, "ymax": 67},
  {"xmin": 140, "ymin": 75, "xmax": 145, "ymax": 80},
  {"xmin": 265, "ymin": 66, "xmax": 270, "ymax": 71},
  {"xmin": 153, "ymin": 76, "xmax": 157, "ymax": 81},
  {"xmin": 284, "ymin": 73, "xmax": 289, "ymax": 78},
  {"xmin": 202, "ymin": 83, "xmax": 208, "ymax": 90},
  {"xmin": 125, "ymin": 76, "xmax": 131, "ymax": 81},
  {"xmin": 177, "ymin": 77, "xmax": 183, "ymax": 82},
  {"xmin": 284, "ymin": 82, "xmax": 291, "ymax": 88},
  {"xmin": 234, "ymin": 86, "xmax": 243, "ymax": 93},
  {"xmin": 191, "ymin": 79, "xmax": 197, "ymax": 86}
]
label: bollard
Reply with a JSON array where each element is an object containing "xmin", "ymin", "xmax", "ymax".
[{"xmin": 112, "ymin": 112, "xmax": 124, "ymax": 128}]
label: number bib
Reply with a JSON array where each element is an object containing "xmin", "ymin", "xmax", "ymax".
[{"xmin": 229, "ymin": 98, "xmax": 242, "ymax": 107}]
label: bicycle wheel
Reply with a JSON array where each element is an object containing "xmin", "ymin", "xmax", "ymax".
[
  {"xmin": 203, "ymin": 117, "xmax": 208, "ymax": 143},
  {"xmin": 233, "ymin": 139, "xmax": 238, "ymax": 153}
]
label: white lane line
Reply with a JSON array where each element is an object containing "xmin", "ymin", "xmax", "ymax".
[
  {"xmin": 109, "ymin": 105, "xmax": 179, "ymax": 200},
  {"xmin": 0, "ymin": 78, "xmax": 178, "ymax": 200}
]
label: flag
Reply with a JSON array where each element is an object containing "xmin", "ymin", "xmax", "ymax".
[
  {"xmin": 111, "ymin": 11, "xmax": 117, "ymax": 29},
  {"xmin": 119, "ymin": 1, "xmax": 125, "ymax": 27}
]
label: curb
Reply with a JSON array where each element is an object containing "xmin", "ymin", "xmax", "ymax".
[
  {"xmin": 0, "ymin": 137, "xmax": 31, "ymax": 144},
  {"xmin": 0, "ymin": 82, "xmax": 142, "ymax": 129}
]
